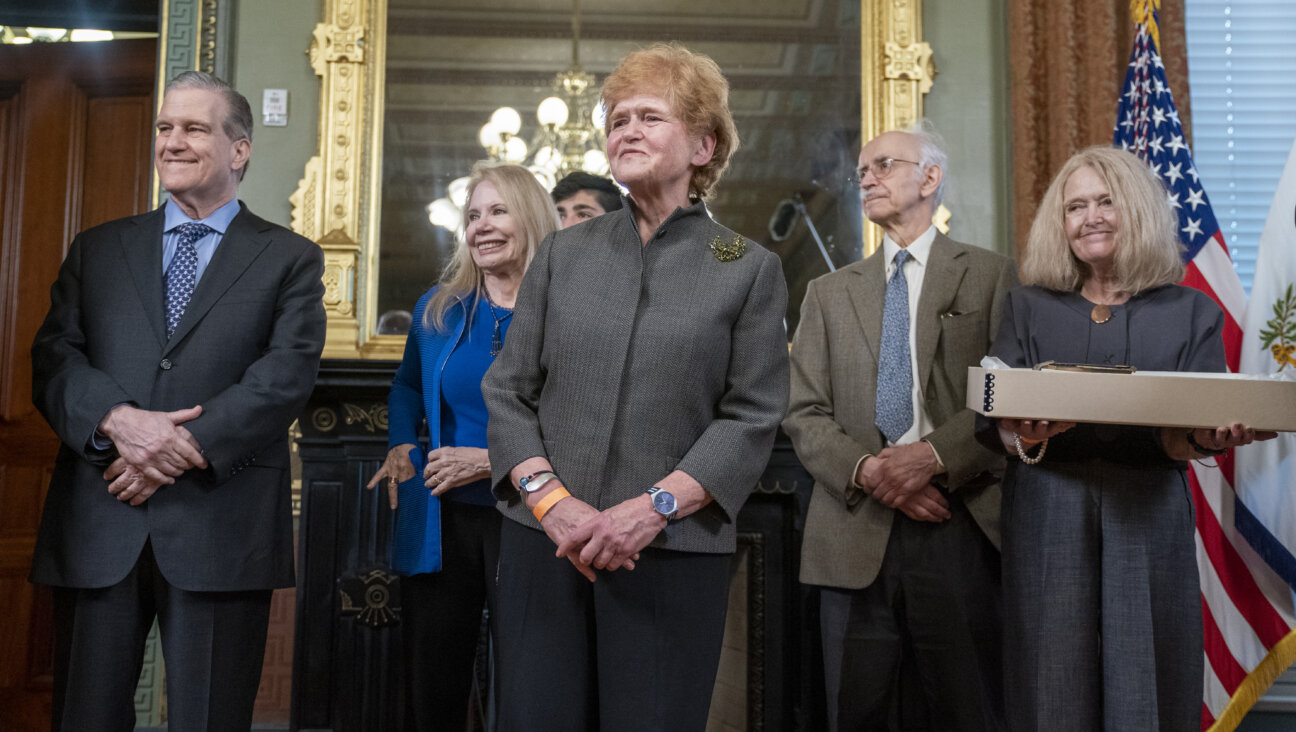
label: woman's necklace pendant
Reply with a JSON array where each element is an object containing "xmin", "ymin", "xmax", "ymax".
[
  {"xmin": 1090, "ymin": 304, "xmax": 1112, "ymax": 324},
  {"xmin": 483, "ymin": 287, "xmax": 511, "ymax": 357}
]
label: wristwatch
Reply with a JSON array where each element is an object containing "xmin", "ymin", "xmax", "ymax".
[
  {"xmin": 646, "ymin": 486, "xmax": 678, "ymax": 522},
  {"xmin": 519, "ymin": 470, "xmax": 558, "ymax": 494}
]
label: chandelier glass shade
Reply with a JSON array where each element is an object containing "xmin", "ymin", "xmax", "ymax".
[{"xmin": 427, "ymin": 0, "xmax": 609, "ymax": 233}]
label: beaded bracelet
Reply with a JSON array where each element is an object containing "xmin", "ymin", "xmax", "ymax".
[{"xmin": 1014, "ymin": 433, "xmax": 1048, "ymax": 465}]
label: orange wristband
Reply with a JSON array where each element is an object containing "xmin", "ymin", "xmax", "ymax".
[{"xmin": 532, "ymin": 485, "xmax": 571, "ymax": 522}]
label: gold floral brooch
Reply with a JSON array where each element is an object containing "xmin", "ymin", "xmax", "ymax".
[{"xmin": 709, "ymin": 235, "xmax": 747, "ymax": 262}]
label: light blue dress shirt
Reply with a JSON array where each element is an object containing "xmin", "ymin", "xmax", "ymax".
[{"xmin": 161, "ymin": 196, "xmax": 241, "ymax": 281}]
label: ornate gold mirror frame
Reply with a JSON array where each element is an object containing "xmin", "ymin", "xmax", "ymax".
[{"xmin": 288, "ymin": 0, "xmax": 935, "ymax": 359}]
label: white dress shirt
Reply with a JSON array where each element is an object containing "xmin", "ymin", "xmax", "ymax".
[{"xmin": 852, "ymin": 225, "xmax": 946, "ymax": 487}]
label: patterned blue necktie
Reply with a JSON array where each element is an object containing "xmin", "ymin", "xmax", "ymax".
[
  {"xmin": 165, "ymin": 222, "xmax": 212, "ymax": 338},
  {"xmin": 876, "ymin": 248, "xmax": 913, "ymax": 443}
]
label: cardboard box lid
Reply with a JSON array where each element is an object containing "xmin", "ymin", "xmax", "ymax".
[{"xmin": 966, "ymin": 367, "xmax": 1296, "ymax": 431}]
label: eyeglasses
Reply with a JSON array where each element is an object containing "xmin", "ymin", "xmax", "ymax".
[{"xmin": 850, "ymin": 157, "xmax": 921, "ymax": 187}]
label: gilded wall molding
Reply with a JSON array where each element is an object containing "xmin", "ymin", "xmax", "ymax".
[
  {"xmin": 156, "ymin": 0, "xmax": 230, "ymax": 99},
  {"xmin": 860, "ymin": 0, "xmax": 938, "ymax": 256},
  {"xmin": 199, "ymin": 0, "xmax": 218, "ymax": 73},
  {"xmin": 198, "ymin": 0, "xmax": 236, "ymax": 79},
  {"xmin": 158, "ymin": 0, "xmax": 199, "ymax": 93},
  {"xmin": 291, "ymin": 0, "xmax": 376, "ymax": 358},
  {"xmin": 154, "ymin": 0, "xmax": 198, "ymax": 208}
]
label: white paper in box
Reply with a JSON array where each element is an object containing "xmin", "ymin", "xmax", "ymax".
[{"xmin": 966, "ymin": 366, "xmax": 1296, "ymax": 432}]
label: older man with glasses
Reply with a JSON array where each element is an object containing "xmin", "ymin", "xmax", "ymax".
[{"xmin": 784, "ymin": 123, "xmax": 1017, "ymax": 731}]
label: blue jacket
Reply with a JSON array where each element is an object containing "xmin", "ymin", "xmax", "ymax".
[
  {"xmin": 387, "ymin": 288, "xmax": 487, "ymax": 574},
  {"xmin": 388, "ymin": 287, "xmax": 472, "ymax": 453}
]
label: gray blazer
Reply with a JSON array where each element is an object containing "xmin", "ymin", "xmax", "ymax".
[
  {"xmin": 784, "ymin": 233, "xmax": 1016, "ymax": 590},
  {"xmin": 484, "ymin": 201, "xmax": 789, "ymax": 554},
  {"xmin": 30, "ymin": 203, "xmax": 326, "ymax": 592}
]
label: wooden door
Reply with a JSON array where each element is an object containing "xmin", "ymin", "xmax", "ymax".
[{"xmin": 0, "ymin": 38, "xmax": 156, "ymax": 731}]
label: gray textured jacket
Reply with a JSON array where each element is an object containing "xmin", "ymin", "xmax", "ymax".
[{"xmin": 484, "ymin": 200, "xmax": 789, "ymax": 554}]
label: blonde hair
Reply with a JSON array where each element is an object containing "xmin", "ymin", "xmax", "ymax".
[
  {"xmin": 1021, "ymin": 146, "xmax": 1184, "ymax": 293},
  {"xmin": 424, "ymin": 162, "xmax": 559, "ymax": 331},
  {"xmin": 600, "ymin": 43, "xmax": 739, "ymax": 200}
]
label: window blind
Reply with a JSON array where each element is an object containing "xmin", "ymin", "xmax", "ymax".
[{"xmin": 1186, "ymin": 0, "xmax": 1296, "ymax": 296}]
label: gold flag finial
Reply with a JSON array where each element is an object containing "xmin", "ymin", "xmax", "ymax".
[{"xmin": 1131, "ymin": 0, "xmax": 1162, "ymax": 51}]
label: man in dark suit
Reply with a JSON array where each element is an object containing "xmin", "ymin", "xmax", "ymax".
[
  {"xmin": 784, "ymin": 126, "xmax": 1016, "ymax": 731},
  {"xmin": 30, "ymin": 71, "xmax": 326, "ymax": 730}
]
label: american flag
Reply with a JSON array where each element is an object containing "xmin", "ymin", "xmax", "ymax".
[{"xmin": 1113, "ymin": 3, "xmax": 1296, "ymax": 729}]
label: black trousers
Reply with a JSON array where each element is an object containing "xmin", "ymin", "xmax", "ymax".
[
  {"xmin": 50, "ymin": 540, "xmax": 273, "ymax": 732},
  {"xmin": 400, "ymin": 501, "xmax": 501, "ymax": 732},
  {"xmin": 838, "ymin": 501, "xmax": 1005, "ymax": 732},
  {"xmin": 493, "ymin": 520, "xmax": 731, "ymax": 732}
]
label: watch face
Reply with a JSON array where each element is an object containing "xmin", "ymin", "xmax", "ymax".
[{"xmin": 652, "ymin": 490, "xmax": 678, "ymax": 516}]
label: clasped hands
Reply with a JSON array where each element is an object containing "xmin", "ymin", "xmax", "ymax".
[
  {"xmin": 547, "ymin": 493, "xmax": 661, "ymax": 582},
  {"xmin": 99, "ymin": 404, "xmax": 206, "ymax": 506},
  {"xmin": 856, "ymin": 441, "xmax": 950, "ymax": 523}
]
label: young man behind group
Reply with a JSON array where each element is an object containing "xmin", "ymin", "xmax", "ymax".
[{"xmin": 551, "ymin": 170, "xmax": 622, "ymax": 229}]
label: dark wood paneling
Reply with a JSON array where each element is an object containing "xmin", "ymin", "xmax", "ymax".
[
  {"xmin": 256, "ymin": 587, "xmax": 297, "ymax": 724},
  {"xmin": 0, "ymin": 38, "xmax": 156, "ymax": 732},
  {"xmin": 80, "ymin": 95, "xmax": 154, "ymax": 231}
]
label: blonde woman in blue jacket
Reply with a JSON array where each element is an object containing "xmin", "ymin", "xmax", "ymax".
[{"xmin": 367, "ymin": 162, "xmax": 557, "ymax": 730}]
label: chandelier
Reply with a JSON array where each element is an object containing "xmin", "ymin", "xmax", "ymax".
[
  {"xmin": 1, "ymin": 26, "xmax": 121, "ymax": 43},
  {"xmin": 427, "ymin": 0, "xmax": 609, "ymax": 231}
]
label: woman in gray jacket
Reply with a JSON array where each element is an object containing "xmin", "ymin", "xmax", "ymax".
[{"xmin": 483, "ymin": 43, "xmax": 789, "ymax": 731}]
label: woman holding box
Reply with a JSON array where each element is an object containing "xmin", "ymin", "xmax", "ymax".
[{"xmin": 979, "ymin": 145, "xmax": 1275, "ymax": 731}]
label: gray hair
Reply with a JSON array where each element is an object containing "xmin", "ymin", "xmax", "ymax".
[
  {"xmin": 905, "ymin": 120, "xmax": 948, "ymax": 206},
  {"xmin": 165, "ymin": 71, "xmax": 254, "ymax": 179},
  {"xmin": 1021, "ymin": 146, "xmax": 1184, "ymax": 294}
]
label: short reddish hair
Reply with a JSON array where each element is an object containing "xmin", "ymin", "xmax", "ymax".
[{"xmin": 600, "ymin": 43, "xmax": 739, "ymax": 199}]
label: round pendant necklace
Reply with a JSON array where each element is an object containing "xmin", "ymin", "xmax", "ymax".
[
  {"xmin": 1090, "ymin": 303, "xmax": 1112, "ymax": 324},
  {"xmin": 482, "ymin": 288, "xmax": 513, "ymax": 357}
]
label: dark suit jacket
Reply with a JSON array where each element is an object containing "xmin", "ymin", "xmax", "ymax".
[
  {"xmin": 484, "ymin": 201, "xmax": 790, "ymax": 554},
  {"xmin": 784, "ymin": 233, "xmax": 1017, "ymax": 590},
  {"xmin": 29, "ymin": 202, "xmax": 326, "ymax": 592}
]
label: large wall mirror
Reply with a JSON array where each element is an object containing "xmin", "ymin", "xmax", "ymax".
[{"xmin": 292, "ymin": 0, "xmax": 935, "ymax": 358}]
